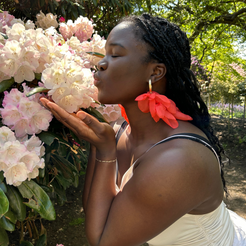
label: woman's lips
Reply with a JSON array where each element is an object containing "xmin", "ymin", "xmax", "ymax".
[
  {"xmin": 94, "ymin": 78, "xmax": 100, "ymax": 86},
  {"xmin": 93, "ymin": 73, "xmax": 100, "ymax": 86}
]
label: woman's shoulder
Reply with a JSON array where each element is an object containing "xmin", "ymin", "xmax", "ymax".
[{"xmin": 130, "ymin": 134, "xmax": 223, "ymax": 211}]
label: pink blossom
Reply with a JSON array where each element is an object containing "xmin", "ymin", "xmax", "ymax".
[
  {"xmin": 1, "ymin": 87, "xmax": 53, "ymax": 138},
  {"xmin": 59, "ymin": 17, "xmax": 65, "ymax": 22}
]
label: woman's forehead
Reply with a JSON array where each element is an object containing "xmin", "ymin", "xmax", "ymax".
[{"xmin": 107, "ymin": 22, "xmax": 135, "ymax": 42}]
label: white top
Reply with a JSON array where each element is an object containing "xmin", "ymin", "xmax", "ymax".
[{"xmin": 115, "ymin": 134, "xmax": 236, "ymax": 246}]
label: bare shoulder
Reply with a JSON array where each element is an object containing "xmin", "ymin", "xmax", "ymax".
[{"xmin": 129, "ymin": 137, "xmax": 222, "ymax": 212}]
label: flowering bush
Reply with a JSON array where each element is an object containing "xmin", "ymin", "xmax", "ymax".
[
  {"xmin": 0, "ymin": 11, "xmax": 121, "ymax": 246},
  {"xmin": 0, "ymin": 126, "xmax": 45, "ymax": 186}
]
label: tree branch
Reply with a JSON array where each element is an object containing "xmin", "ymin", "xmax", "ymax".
[{"xmin": 189, "ymin": 7, "xmax": 246, "ymax": 43}]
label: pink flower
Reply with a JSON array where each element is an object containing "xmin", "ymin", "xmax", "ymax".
[
  {"xmin": 59, "ymin": 17, "xmax": 65, "ymax": 22},
  {"xmin": 0, "ymin": 87, "xmax": 53, "ymax": 138}
]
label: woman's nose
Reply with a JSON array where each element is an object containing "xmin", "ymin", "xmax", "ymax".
[{"xmin": 97, "ymin": 59, "xmax": 108, "ymax": 71}]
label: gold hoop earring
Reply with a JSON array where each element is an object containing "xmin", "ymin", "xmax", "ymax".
[{"xmin": 149, "ymin": 79, "xmax": 152, "ymax": 94}]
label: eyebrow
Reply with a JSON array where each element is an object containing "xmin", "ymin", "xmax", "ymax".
[{"xmin": 108, "ymin": 43, "xmax": 126, "ymax": 49}]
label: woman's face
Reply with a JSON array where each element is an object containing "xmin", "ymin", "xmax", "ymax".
[{"xmin": 94, "ymin": 22, "xmax": 154, "ymax": 105}]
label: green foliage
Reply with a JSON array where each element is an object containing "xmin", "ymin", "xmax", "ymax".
[{"xmin": 2, "ymin": 0, "xmax": 132, "ymax": 37}]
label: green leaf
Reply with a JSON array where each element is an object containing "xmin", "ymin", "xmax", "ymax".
[
  {"xmin": 6, "ymin": 185, "xmax": 26, "ymax": 222},
  {"xmin": 53, "ymin": 153, "xmax": 78, "ymax": 174},
  {"xmin": 0, "ymin": 172, "xmax": 4, "ymax": 182},
  {"xmin": 35, "ymin": 73, "xmax": 42, "ymax": 80},
  {"xmin": 85, "ymin": 106, "xmax": 108, "ymax": 123},
  {"xmin": 20, "ymin": 241, "xmax": 34, "ymax": 246},
  {"xmin": 36, "ymin": 234, "xmax": 47, "ymax": 246},
  {"xmin": 40, "ymin": 0, "xmax": 45, "ymax": 7},
  {"xmin": 92, "ymin": 0, "xmax": 98, "ymax": 6},
  {"xmin": 17, "ymin": 180, "xmax": 56, "ymax": 221},
  {"xmin": 39, "ymin": 168, "xmax": 45, "ymax": 178},
  {"xmin": 37, "ymin": 131, "xmax": 57, "ymax": 146},
  {"xmin": 0, "ymin": 32, "xmax": 8, "ymax": 39},
  {"xmin": 0, "ymin": 189, "xmax": 9, "ymax": 218},
  {"xmin": 0, "ymin": 78, "xmax": 15, "ymax": 93},
  {"xmin": 51, "ymin": 179, "xmax": 67, "ymax": 205},
  {"xmin": 0, "ymin": 228, "xmax": 9, "ymax": 246},
  {"xmin": 0, "ymin": 216, "xmax": 15, "ymax": 231},
  {"xmin": 86, "ymin": 51, "xmax": 105, "ymax": 58},
  {"xmin": 26, "ymin": 87, "xmax": 49, "ymax": 97},
  {"xmin": 3, "ymin": 208, "xmax": 17, "ymax": 224},
  {"xmin": 0, "ymin": 182, "xmax": 7, "ymax": 193}
]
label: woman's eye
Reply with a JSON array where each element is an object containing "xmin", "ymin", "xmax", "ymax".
[{"xmin": 111, "ymin": 55, "xmax": 119, "ymax": 58}]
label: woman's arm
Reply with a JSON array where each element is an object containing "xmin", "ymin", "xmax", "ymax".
[
  {"xmin": 40, "ymin": 98, "xmax": 222, "ymax": 246},
  {"xmin": 82, "ymin": 144, "xmax": 96, "ymax": 212}
]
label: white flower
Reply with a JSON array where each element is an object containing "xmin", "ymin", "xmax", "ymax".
[
  {"xmin": 24, "ymin": 135, "xmax": 45, "ymax": 157},
  {"xmin": 14, "ymin": 62, "xmax": 36, "ymax": 83},
  {"xmin": 4, "ymin": 162, "xmax": 28, "ymax": 186},
  {"xmin": 6, "ymin": 23, "xmax": 25, "ymax": 41},
  {"xmin": 0, "ymin": 126, "xmax": 16, "ymax": 145},
  {"xmin": 0, "ymin": 141, "xmax": 27, "ymax": 165},
  {"xmin": 25, "ymin": 20, "xmax": 35, "ymax": 29},
  {"xmin": 35, "ymin": 11, "xmax": 58, "ymax": 29}
]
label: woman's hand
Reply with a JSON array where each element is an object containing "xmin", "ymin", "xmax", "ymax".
[{"xmin": 40, "ymin": 98, "xmax": 116, "ymax": 157}]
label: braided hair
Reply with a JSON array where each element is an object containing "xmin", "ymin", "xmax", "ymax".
[{"xmin": 120, "ymin": 14, "xmax": 227, "ymax": 192}]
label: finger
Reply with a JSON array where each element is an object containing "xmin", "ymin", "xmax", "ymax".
[
  {"xmin": 76, "ymin": 111, "xmax": 106, "ymax": 135},
  {"xmin": 40, "ymin": 97, "xmax": 51, "ymax": 109}
]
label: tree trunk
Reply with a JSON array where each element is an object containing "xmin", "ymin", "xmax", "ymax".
[{"xmin": 231, "ymin": 96, "xmax": 234, "ymax": 119}]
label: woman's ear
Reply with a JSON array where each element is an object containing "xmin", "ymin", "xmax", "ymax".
[{"xmin": 150, "ymin": 63, "xmax": 167, "ymax": 83}]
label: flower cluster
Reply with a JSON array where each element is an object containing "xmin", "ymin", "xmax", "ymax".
[
  {"xmin": 42, "ymin": 56, "xmax": 98, "ymax": 113},
  {"xmin": 35, "ymin": 11, "xmax": 59, "ymax": 29},
  {"xmin": 0, "ymin": 85, "xmax": 53, "ymax": 138},
  {"xmin": 191, "ymin": 56, "xmax": 211, "ymax": 82},
  {"xmin": 0, "ymin": 11, "xmax": 35, "ymax": 34},
  {"xmin": 96, "ymin": 104, "xmax": 122, "ymax": 123},
  {"xmin": 59, "ymin": 16, "xmax": 94, "ymax": 42},
  {"xmin": 0, "ymin": 23, "xmax": 57, "ymax": 82},
  {"xmin": 0, "ymin": 126, "xmax": 45, "ymax": 186},
  {"xmin": 81, "ymin": 33, "xmax": 106, "ymax": 66}
]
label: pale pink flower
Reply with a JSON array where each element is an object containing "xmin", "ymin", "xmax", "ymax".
[
  {"xmin": 36, "ymin": 11, "xmax": 58, "ymax": 29},
  {"xmin": 1, "ymin": 87, "xmax": 53, "ymax": 138},
  {"xmin": 6, "ymin": 23, "xmax": 25, "ymax": 41},
  {"xmin": 74, "ymin": 16, "xmax": 94, "ymax": 42},
  {"xmin": 4, "ymin": 162, "xmax": 28, "ymax": 186},
  {"xmin": 2, "ymin": 89, "xmax": 23, "ymax": 107},
  {"xmin": 0, "ymin": 126, "xmax": 16, "ymax": 145},
  {"xmin": 0, "ymin": 126, "xmax": 46, "ymax": 186},
  {"xmin": 24, "ymin": 135, "xmax": 45, "ymax": 157},
  {"xmin": 0, "ymin": 141, "xmax": 27, "ymax": 165},
  {"xmin": 19, "ymin": 97, "xmax": 41, "ymax": 118},
  {"xmin": 96, "ymin": 104, "xmax": 122, "ymax": 123},
  {"xmin": 0, "ymin": 104, "xmax": 22, "ymax": 126},
  {"xmin": 25, "ymin": 20, "xmax": 35, "ymax": 30},
  {"xmin": 13, "ymin": 118, "xmax": 29, "ymax": 138},
  {"xmin": 0, "ymin": 11, "xmax": 15, "ymax": 33},
  {"xmin": 14, "ymin": 62, "xmax": 36, "ymax": 83},
  {"xmin": 59, "ymin": 23, "xmax": 73, "ymax": 40},
  {"xmin": 29, "ymin": 109, "xmax": 53, "ymax": 133},
  {"xmin": 20, "ymin": 152, "xmax": 40, "ymax": 172}
]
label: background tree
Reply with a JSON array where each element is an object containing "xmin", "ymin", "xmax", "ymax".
[{"xmin": 0, "ymin": 0, "xmax": 132, "ymax": 37}]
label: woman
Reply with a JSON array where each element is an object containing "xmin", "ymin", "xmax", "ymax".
[{"xmin": 41, "ymin": 14, "xmax": 246, "ymax": 246}]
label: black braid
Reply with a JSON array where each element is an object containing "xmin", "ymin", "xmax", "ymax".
[{"xmin": 119, "ymin": 14, "xmax": 227, "ymax": 193}]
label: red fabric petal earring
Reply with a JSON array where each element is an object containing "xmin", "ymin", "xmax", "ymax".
[{"xmin": 135, "ymin": 79, "xmax": 193, "ymax": 129}]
